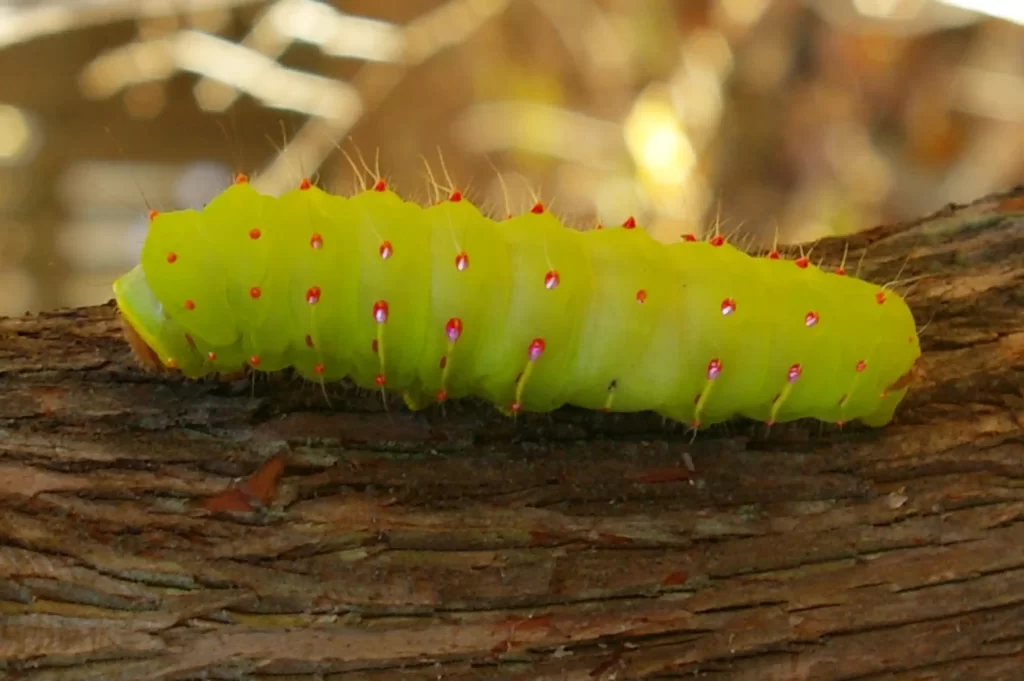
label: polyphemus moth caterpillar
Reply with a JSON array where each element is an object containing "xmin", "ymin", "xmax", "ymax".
[{"xmin": 113, "ymin": 172, "xmax": 921, "ymax": 430}]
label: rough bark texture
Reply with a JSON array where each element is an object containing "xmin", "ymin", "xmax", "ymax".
[{"xmin": 1, "ymin": 187, "xmax": 1023, "ymax": 681}]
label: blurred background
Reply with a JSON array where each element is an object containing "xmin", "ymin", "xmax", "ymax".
[{"xmin": 0, "ymin": 0, "xmax": 1021, "ymax": 316}]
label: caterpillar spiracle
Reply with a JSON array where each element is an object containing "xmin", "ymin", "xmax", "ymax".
[{"xmin": 113, "ymin": 173, "xmax": 921, "ymax": 430}]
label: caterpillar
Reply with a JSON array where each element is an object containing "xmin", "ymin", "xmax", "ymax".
[{"xmin": 112, "ymin": 172, "xmax": 921, "ymax": 430}]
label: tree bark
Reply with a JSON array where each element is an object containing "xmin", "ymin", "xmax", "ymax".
[{"xmin": 1, "ymin": 187, "xmax": 1023, "ymax": 681}]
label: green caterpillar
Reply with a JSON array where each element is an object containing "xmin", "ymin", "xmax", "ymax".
[{"xmin": 113, "ymin": 174, "xmax": 920, "ymax": 429}]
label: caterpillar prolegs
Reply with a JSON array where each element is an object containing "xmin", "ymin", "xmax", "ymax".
[{"xmin": 113, "ymin": 174, "xmax": 921, "ymax": 429}]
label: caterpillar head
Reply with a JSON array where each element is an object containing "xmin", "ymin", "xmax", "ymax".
[
  {"xmin": 113, "ymin": 266, "xmax": 169, "ymax": 369},
  {"xmin": 113, "ymin": 265, "xmax": 214, "ymax": 378},
  {"xmin": 120, "ymin": 312, "xmax": 163, "ymax": 373}
]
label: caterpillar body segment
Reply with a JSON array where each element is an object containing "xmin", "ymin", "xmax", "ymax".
[{"xmin": 114, "ymin": 181, "xmax": 921, "ymax": 429}]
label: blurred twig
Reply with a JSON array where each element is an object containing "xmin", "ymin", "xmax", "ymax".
[{"xmin": 0, "ymin": 0, "xmax": 267, "ymax": 49}]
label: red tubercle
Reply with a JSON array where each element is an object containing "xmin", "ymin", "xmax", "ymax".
[
  {"xmin": 250, "ymin": 286, "xmax": 261, "ymax": 300},
  {"xmin": 299, "ymin": 178, "xmax": 312, "ymax": 190},
  {"xmin": 249, "ymin": 228, "xmax": 261, "ymax": 240},
  {"xmin": 379, "ymin": 240, "xmax": 393, "ymax": 260},
  {"xmin": 166, "ymin": 358, "xmax": 178, "ymax": 369},
  {"xmin": 835, "ymin": 267, "xmax": 847, "ymax": 276},
  {"xmin": 622, "ymin": 216, "xmax": 636, "ymax": 229},
  {"xmin": 530, "ymin": 202, "xmax": 545, "ymax": 214},
  {"xmin": 207, "ymin": 351, "xmax": 217, "ymax": 361},
  {"xmin": 768, "ymin": 250, "xmax": 781, "ymax": 260},
  {"xmin": 636, "ymin": 289, "xmax": 647, "ymax": 304},
  {"xmin": 455, "ymin": 252, "xmax": 469, "ymax": 271},
  {"xmin": 528, "ymin": 338, "xmax": 546, "ymax": 361},
  {"xmin": 856, "ymin": 360, "xmax": 867, "ymax": 372},
  {"xmin": 709, "ymin": 235, "xmax": 725, "ymax": 247},
  {"xmin": 373, "ymin": 178, "xmax": 387, "ymax": 192},
  {"xmin": 306, "ymin": 286, "xmax": 321, "ymax": 305},
  {"xmin": 445, "ymin": 317, "xmax": 463, "ymax": 343},
  {"xmin": 510, "ymin": 400, "xmax": 522, "ymax": 413},
  {"xmin": 373, "ymin": 300, "xmax": 389, "ymax": 323},
  {"xmin": 804, "ymin": 311, "xmax": 819, "ymax": 327},
  {"xmin": 249, "ymin": 355, "xmax": 261, "ymax": 367},
  {"xmin": 596, "ymin": 223, "xmax": 604, "ymax": 230},
  {"xmin": 166, "ymin": 252, "xmax": 177, "ymax": 264},
  {"xmin": 313, "ymin": 363, "xmax": 325, "ymax": 376},
  {"xmin": 184, "ymin": 299, "xmax": 195, "ymax": 311},
  {"xmin": 682, "ymin": 233, "xmax": 697, "ymax": 242},
  {"xmin": 375, "ymin": 373, "xmax": 386, "ymax": 386},
  {"xmin": 449, "ymin": 190, "xmax": 462, "ymax": 202},
  {"xmin": 707, "ymin": 358, "xmax": 722, "ymax": 380},
  {"xmin": 148, "ymin": 209, "xmax": 159, "ymax": 222},
  {"xmin": 310, "ymin": 233, "xmax": 323, "ymax": 249},
  {"xmin": 721, "ymin": 298, "xmax": 736, "ymax": 316},
  {"xmin": 788, "ymin": 363, "xmax": 802, "ymax": 383},
  {"xmin": 875, "ymin": 291, "xmax": 887, "ymax": 304},
  {"xmin": 234, "ymin": 173, "xmax": 249, "ymax": 184},
  {"xmin": 544, "ymin": 270, "xmax": 560, "ymax": 289},
  {"xmin": 437, "ymin": 389, "xmax": 448, "ymax": 402},
  {"xmin": 794, "ymin": 256, "xmax": 809, "ymax": 269},
  {"xmin": 305, "ymin": 334, "xmax": 315, "ymax": 348}
]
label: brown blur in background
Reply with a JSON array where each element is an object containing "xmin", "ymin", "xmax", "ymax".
[{"xmin": 0, "ymin": 0, "xmax": 1021, "ymax": 316}]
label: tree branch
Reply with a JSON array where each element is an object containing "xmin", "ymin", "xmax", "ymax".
[{"xmin": 1, "ymin": 187, "xmax": 1023, "ymax": 680}]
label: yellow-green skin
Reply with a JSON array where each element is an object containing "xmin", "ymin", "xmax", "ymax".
[{"xmin": 113, "ymin": 182, "xmax": 921, "ymax": 428}]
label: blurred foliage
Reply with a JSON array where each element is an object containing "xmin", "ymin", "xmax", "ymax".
[{"xmin": 0, "ymin": 0, "xmax": 1021, "ymax": 314}]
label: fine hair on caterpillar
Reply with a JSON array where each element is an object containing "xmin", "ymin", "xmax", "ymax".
[{"xmin": 112, "ymin": 163, "xmax": 922, "ymax": 431}]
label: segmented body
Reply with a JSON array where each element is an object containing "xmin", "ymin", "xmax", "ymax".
[{"xmin": 113, "ymin": 177, "xmax": 920, "ymax": 428}]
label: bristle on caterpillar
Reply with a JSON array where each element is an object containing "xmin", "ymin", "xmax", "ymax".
[{"xmin": 113, "ymin": 175, "xmax": 922, "ymax": 430}]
